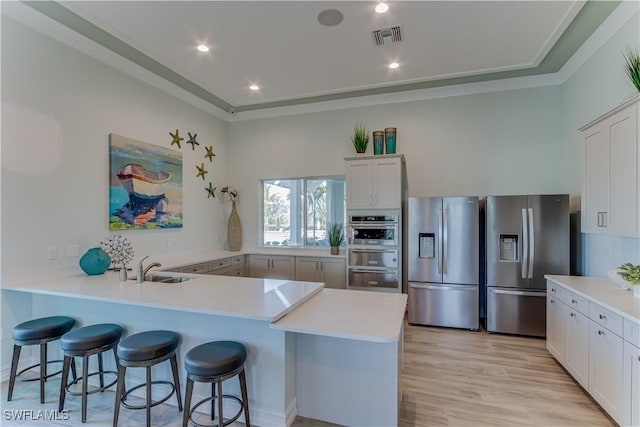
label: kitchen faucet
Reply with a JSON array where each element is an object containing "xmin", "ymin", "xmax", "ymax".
[{"xmin": 136, "ymin": 256, "xmax": 162, "ymax": 284}]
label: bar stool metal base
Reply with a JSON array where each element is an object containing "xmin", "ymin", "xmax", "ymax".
[
  {"xmin": 187, "ymin": 394, "xmax": 243, "ymax": 427},
  {"xmin": 65, "ymin": 369, "xmax": 118, "ymax": 396},
  {"xmin": 120, "ymin": 380, "xmax": 177, "ymax": 410},
  {"xmin": 16, "ymin": 359, "xmax": 64, "ymax": 383}
]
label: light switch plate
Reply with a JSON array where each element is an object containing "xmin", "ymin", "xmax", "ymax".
[{"xmin": 66, "ymin": 244, "xmax": 80, "ymax": 258}]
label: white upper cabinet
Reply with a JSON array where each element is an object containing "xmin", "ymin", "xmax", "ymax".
[
  {"xmin": 581, "ymin": 97, "xmax": 639, "ymax": 237},
  {"xmin": 345, "ymin": 155, "xmax": 404, "ymax": 210}
]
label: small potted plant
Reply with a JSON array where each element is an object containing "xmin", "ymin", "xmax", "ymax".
[
  {"xmin": 617, "ymin": 262, "xmax": 640, "ymax": 297},
  {"xmin": 327, "ymin": 223, "xmax": 345, "ymax": 255},
  {"xmin": 623, "ymin": 48, "xmax": 640, "ymax": 93},
  {"xmin": 351, "ymin": 123, "xmax": 369, "ymax": 154}
]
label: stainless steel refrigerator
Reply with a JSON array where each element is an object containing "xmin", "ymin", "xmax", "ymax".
[
  {"xmin": 486, "ymin": 194, "xmax": 569, "ymax": 337},
  {"xmin": 408, "ymin": 197, "xmax": 479, "ymax": 330}
]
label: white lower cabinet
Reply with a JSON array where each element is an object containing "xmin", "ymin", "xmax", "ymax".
[
  {"xmin": 248, "ymin": 255, "xmax": 295, "ymax": 279},
  {"xmin": 295, "ymin": 257, "xmax": 346, "ymax": 289},
  {"xmin": 546, "ymin": 292, "xmax": 566, "ymax": 362},
  {"xmin": 623, "ymin": 340, "xmax": 640, "ymax": 427},
  {"xmin": 589, "ymin": 320, "xmax": 625, "ymax": 424},
  {"xmin": 546, "ymin": 279, "xmax": 638, "ymax": 425},
  {"xmin": 564, "ymin": 308, "xmax": 589, "ymax": 389}
]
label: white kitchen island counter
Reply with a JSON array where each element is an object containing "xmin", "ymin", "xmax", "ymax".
[
  {"xmin": 2, "ymin": 270, "xmax": 323, "ymax": 321},
  {"xmin": 272, "ymin": 289, "xmax": 407, "ymax": 426},
  {"xmin": 2, "ymin": 271, "xmax": 405, "ymax": 426}
]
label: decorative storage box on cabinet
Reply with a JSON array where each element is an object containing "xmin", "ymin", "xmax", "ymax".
[{"xmin": 580, "ymin": 96, "xmax": 639, "ymax": 237}]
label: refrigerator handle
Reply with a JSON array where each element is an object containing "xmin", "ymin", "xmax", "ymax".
[
  {"xmin": 437, "ymin": 209, "xmax": 443, "ymax": 274},
  {"xmin": 521, "ymin": 208, "xmax": 528, "ymax": 279},
  {"xmin": 527, "ymin": 208, "xmax": 534, "ymax": 279},
  {"xmin": 442, "ymin": 208, "xmax": 448, "ymax": 275}
]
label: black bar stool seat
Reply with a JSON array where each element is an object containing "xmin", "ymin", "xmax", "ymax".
[
  {"xmin": 8, "ymin": 316, "xmax": 76, "ymax": 403},
  {"xmin": 183, "ymin": 341, "xmax": 250, "ymax": 427},
  {"xmin": 59, "ymin": 323, "xmax": 123, "ymax": 423},
  {"xmin": 113, "ymin": 330, "xmax": 183, "ymax": 427}
]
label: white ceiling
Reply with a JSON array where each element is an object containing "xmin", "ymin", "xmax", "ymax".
[{"xmin": 52, "ymin": 1, "xmax": 586, "ymax": 110}]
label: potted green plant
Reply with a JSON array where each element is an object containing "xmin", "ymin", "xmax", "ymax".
[
  {"xmin": 617, "ymin": 262, "xmax": 640, "ymax": 297},
  {"xmin": 623, "ymin": 48, "xmax": 640, "ymax": 93},
  {"xmin": 351, "ymin": 123, "xmax": 369, "ymax": 154},
  {"xmin": 327, "ymin": 223, "xmax": 345, "ymax": 255}
]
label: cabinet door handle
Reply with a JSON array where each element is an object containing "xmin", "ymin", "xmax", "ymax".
[
  {"xmin": 550, "ymin": 299, "xmax": 555, "ymax": 304},
  {"xmin": 571, "ymin": 299, "xmax": 577, "ymax": 304},
  {"xmin": 551, "ymin": 288, "xmax": 556, "ymax": 293},
  {"xmin": 599, "ymin": 314, "xmax": 606, "ymax": 320},
  {"xmin": 570, "ymin": 313, "xmax": 576, "ymax": 318},
  {"xmin": 598, "ymin": 330, "xmax": 604, "ymax": 335}
]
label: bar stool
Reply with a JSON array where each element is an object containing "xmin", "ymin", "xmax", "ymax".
[
  {"xmin": 183, "ymin": 341, "xmax": 250, "ymax": 427},
  {"xmin": 59, "ymin": 323, "xmax": 123, "ymax": 423},
  {"xmin": 113, "ymin": 330, "xmax": 183, "ymax": 427},
  {"xmin": 8, "ymin": 316, "xmax": 76, "ymax": 403}
]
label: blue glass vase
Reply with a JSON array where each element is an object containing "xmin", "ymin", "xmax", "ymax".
[{"xmin": 79, "ymin": 247, "xmax": 111, "ymax": 275}]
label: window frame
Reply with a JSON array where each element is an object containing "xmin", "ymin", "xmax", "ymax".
[{"xmin": 259, "ymin": 175, "xmax": 346, "ymax": 248}]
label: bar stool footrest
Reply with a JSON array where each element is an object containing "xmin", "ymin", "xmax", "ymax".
[
  {"xmin": 188, "ymin": 394, "xmax": 243, "ymax": 427},
  {"xmin": 121, "ymin": 380, "xmax": 177, "ymax": 410},
  {"xmin": 16, "ymin": 360, "xmax": 64, "ymax": 382},
  {"xmin": 65, "ymin": 370, "xmax": 118, "ymax": 396}
]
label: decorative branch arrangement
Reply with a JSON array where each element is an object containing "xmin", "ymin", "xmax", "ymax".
[{"xmin": 219, "ymin": 186, "xmax": 239, "ymax": 202}]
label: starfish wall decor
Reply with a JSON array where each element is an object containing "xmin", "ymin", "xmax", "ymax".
[
  {"xmin": 169, "ymin": 129, "xmax": 183, "ymax": 149},
  {"xmin": 196, "ymin": 163, "xmax": 208, "ymax": 180},
  {"xmin": 205, "ymin": 182, "xmax": 216, "ymax": 198},
  {"xmin": 186, "ymin": 132, "xmax": 199, "ymax": 150},
  {"xmin": 205, "ymin": 146, "xmax": 216, "ymax": 162}
]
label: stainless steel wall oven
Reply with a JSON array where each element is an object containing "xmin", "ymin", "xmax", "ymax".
[{"xmin": 347, "ymin": 214, "xmax": 401, "ymax": 292}]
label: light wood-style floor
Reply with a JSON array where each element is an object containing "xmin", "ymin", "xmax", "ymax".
[
  {"xmin": 1, "ymin": 322, "xmax": 613, "ymax": 426},
  {"xmin": 400, "ymin": 322, "xmax": 614, "ymax": 427}
]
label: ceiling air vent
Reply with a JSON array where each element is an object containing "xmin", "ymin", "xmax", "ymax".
[{"xmin": 372, "ymin": 26, "xmax": 402, "ymax": 46}]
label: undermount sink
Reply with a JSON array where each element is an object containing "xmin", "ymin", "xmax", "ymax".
[
  {"xmin": 146, "ymin": 275, "xmax": 192, "ymax": 283},
  {"xmin": 129, "ymin": 274, "xmax": 193, "ymax": 284}
]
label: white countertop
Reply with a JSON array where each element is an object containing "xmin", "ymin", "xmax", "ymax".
[
  {"xmin": 2, "ymin": 270, "xmax": 323, "ymax": 322},
  {"xmin": 271, "ymin": 288, "xmax": 407, "ymax": 343},
  {"xmin": 545, "ymin": 275, "xmax": 640, "ymax": 323}
]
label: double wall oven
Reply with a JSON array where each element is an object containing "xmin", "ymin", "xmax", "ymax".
[{"xmin": 347, "ymin": 214, "xmax": 402, "ymax": 292}]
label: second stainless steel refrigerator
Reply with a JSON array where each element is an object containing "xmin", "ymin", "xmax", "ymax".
[
  {"xmin": 408, "ymin": 197, "xmax": 479, "ymax": 330},
  {"xmin": 486, "ymin": 194, "xmax": 569, "ymax": 337}
]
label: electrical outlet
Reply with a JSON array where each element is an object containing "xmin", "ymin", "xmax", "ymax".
[
  {"xmin": 66, "ymin": 244, "xmax": 80, "ymax": 258},
  {"xmin": 48, "ymin": 247, "xmax": 57, "ymax": 260}
]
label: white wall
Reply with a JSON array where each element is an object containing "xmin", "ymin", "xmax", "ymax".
[
  {"xmin": 562, "ymin": 11, "xmax": 640, "ymax": 276},
  {"xmin": 228, "ymin": 86, "xmax": 566, "ymax": 248},
  {"xmin": 1, "ymin": 16, "xmax": 230, "ymax": 281}
]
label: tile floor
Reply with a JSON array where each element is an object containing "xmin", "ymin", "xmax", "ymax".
[{"xmin": 0, "ymin": 377, "xmax": 334, "ymax": 427}]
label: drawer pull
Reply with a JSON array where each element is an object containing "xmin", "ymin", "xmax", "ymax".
[
  {"xmin": 570, "ymin": 313, "xmax": 576, "ymax": 318},
  {"xmin": 550, "ymin": 299, "xmax": 555, "ymax": 304},
  {"xmin": 571, "ymin": 299, "xmax": 577, "ymax": 304},
  {"xmin": 598, "ymin": 330, "xmax": 604, "ymax": 335},
  {"xmin": 551, "ymin": 288, "xmax": 556, "ymax": 293},
  {"xmin": 599, "ymin": 314, "xmax": 606, "ymax": 320}
]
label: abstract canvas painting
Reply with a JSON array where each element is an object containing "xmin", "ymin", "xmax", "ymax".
[{"xmin": 109, "ymin": 134, "xmax": 183, "ymax": 230}]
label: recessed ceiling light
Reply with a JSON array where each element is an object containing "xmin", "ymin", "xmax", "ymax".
[
  {"xmin": 389, "ymin": 62, "xmax": 399, "ymax": 69},
  {"xmin": 375, "ymin": 3, "xmax": 389, "ymax": 14},
  {"xmin": 317, "ymin": 9, "xmax": 344, "ymax": 26},
  {"xmin": 249, "ymin": 84, "xmax": 260, "ymax": 91},
  {"xmin": 196, "ymin": 44, "xmax": 210, "ymax": 53}
]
